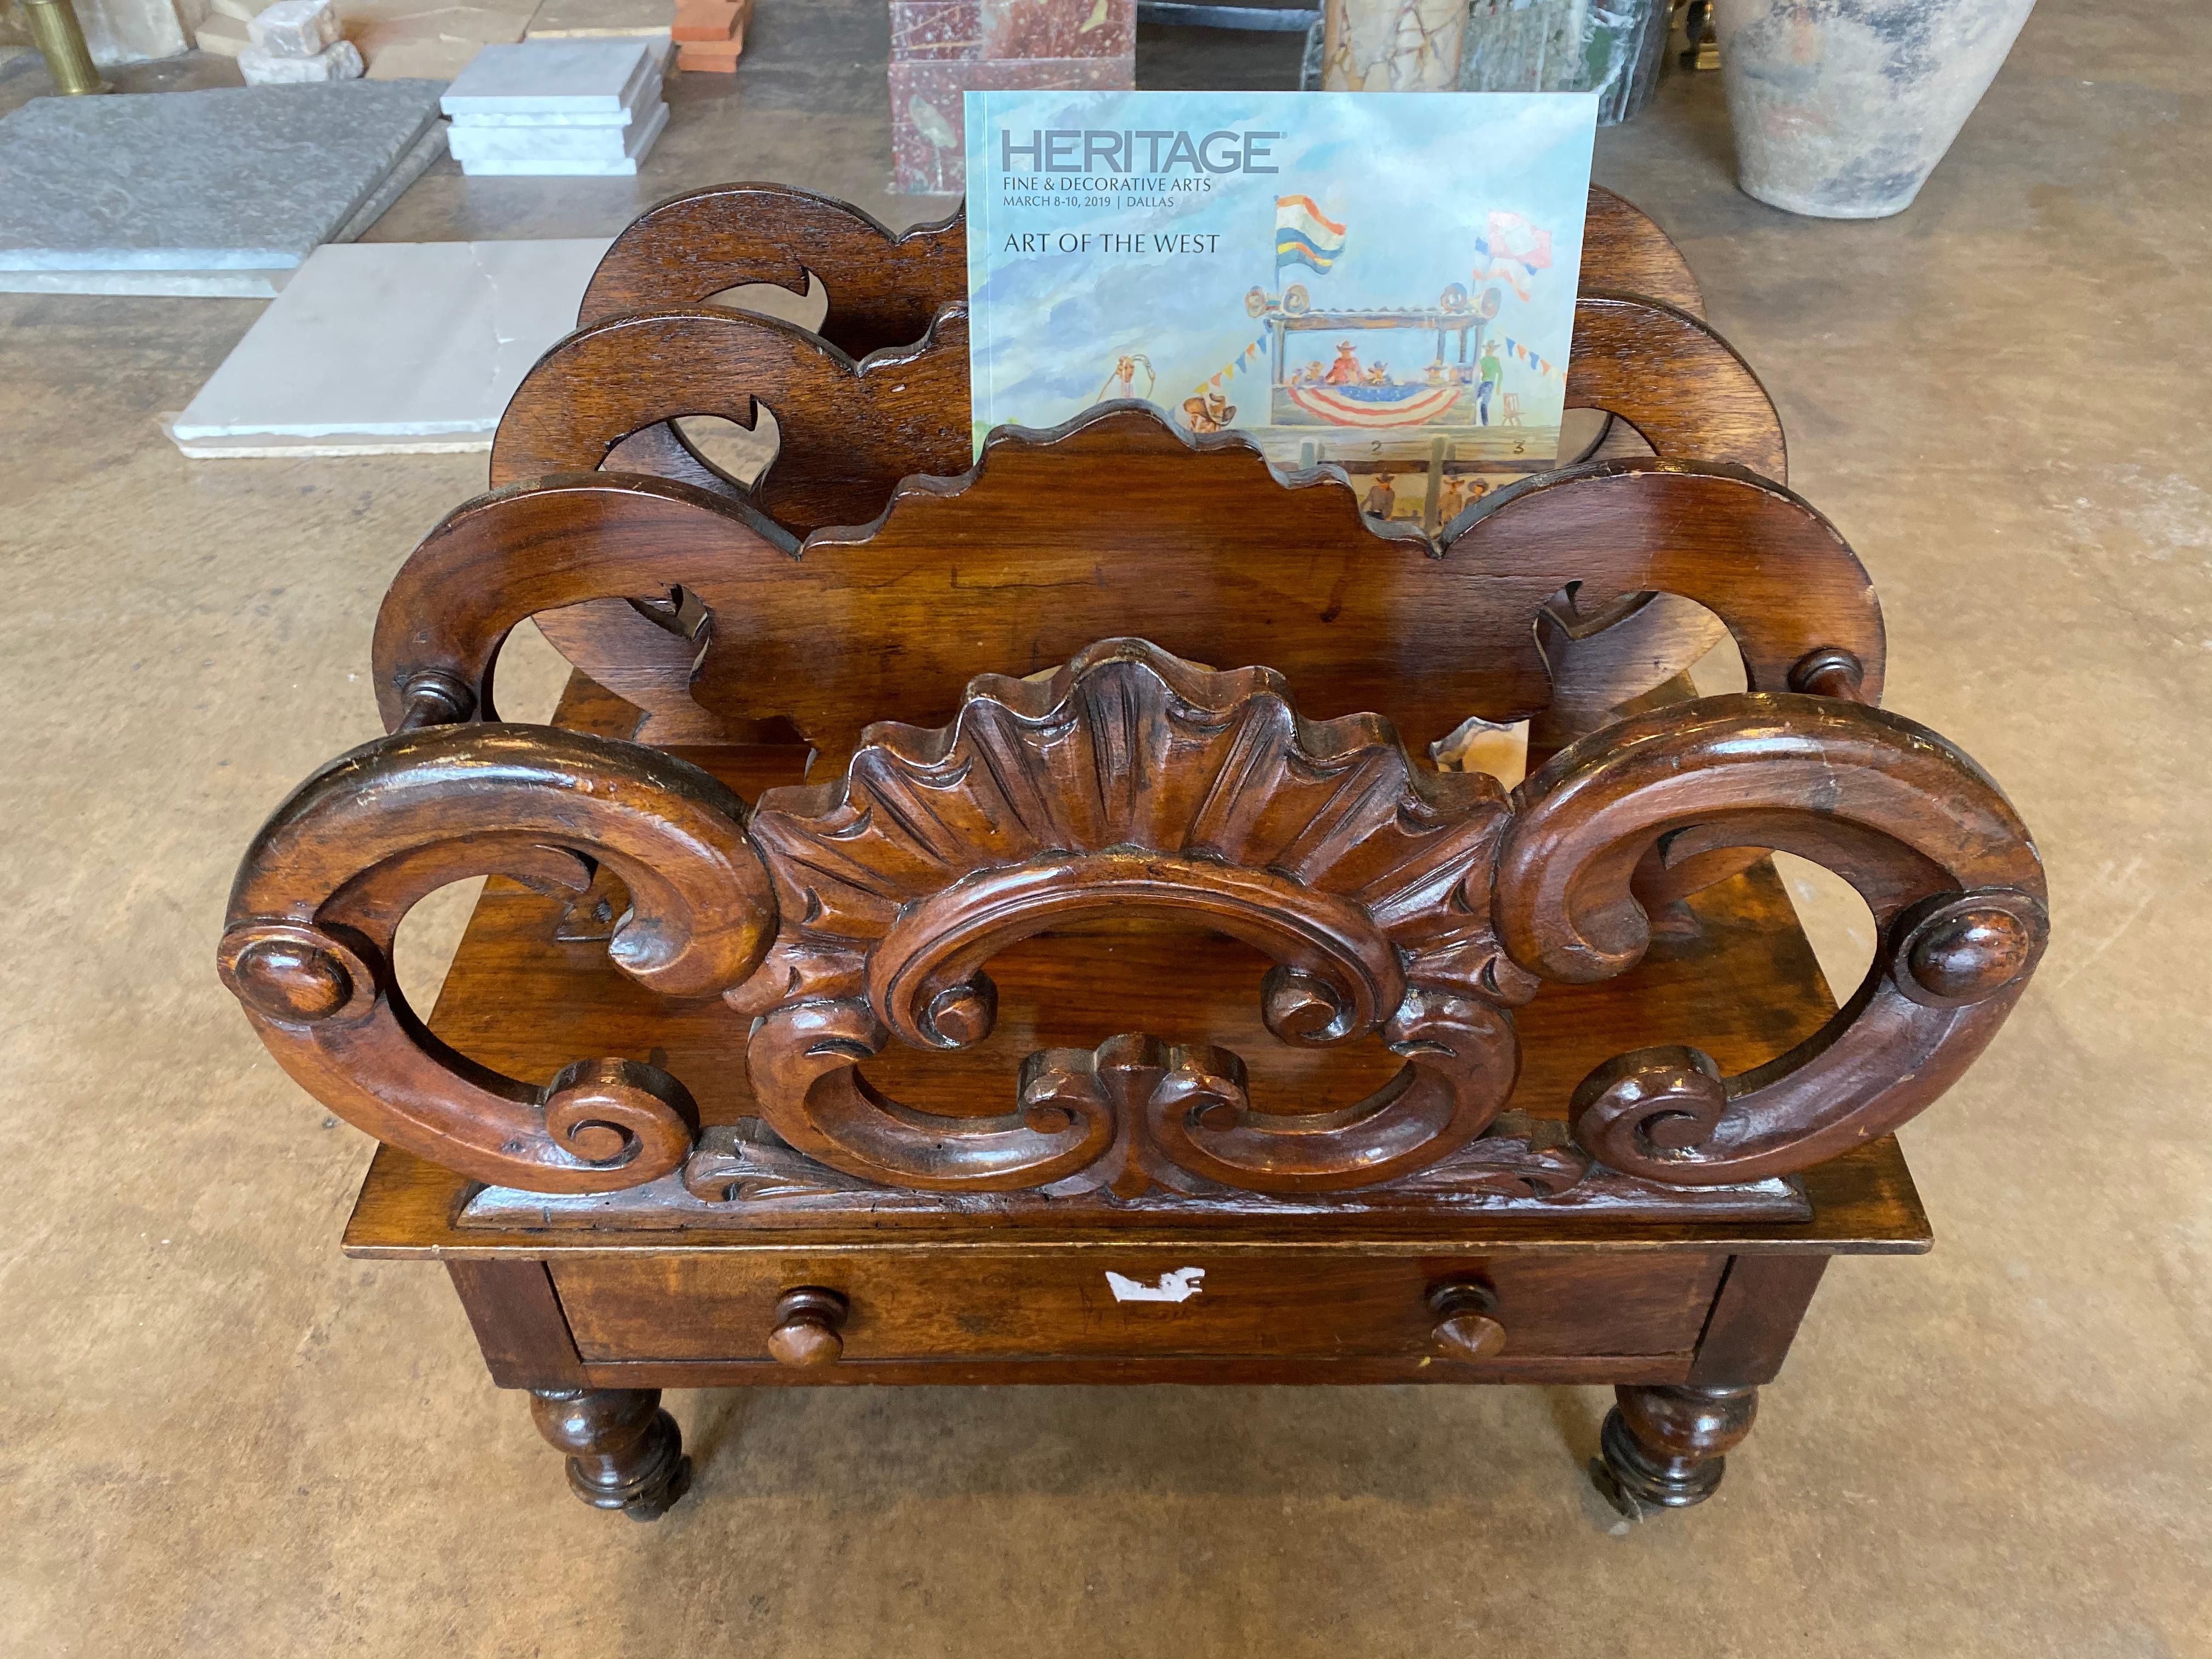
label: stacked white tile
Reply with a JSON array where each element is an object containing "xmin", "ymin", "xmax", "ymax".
[{"xmin": 440, "ymin": 40, "xmax": 669, "ymax": 176}]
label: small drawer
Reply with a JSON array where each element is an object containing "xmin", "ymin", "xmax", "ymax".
[{"xmin": 549, "ymin": 1250, "xmax": 1726, "ymax": 1366}]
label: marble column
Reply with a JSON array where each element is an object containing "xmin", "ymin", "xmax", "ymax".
[{"xmin": 1321, "ymin": 0, "xmax": 1464, "ymax": 92}]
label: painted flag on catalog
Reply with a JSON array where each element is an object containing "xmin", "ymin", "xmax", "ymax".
[
  {"xmin": 1473, "ymin": 210, "xmax": 1554, "ymax": 299},
  {"xmin": 1276, "ymin": 195, "xmax": 1348, "ymax": 275}
]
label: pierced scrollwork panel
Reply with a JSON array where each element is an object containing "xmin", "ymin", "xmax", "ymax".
[
  {"xmin": 225, "ymin": 641, "xmax": 2045, "ymax": 1205},
  {"xmin": 726, "ymin": 639, "xmax": 1538, "ymax": 1195},
  {"xmin": 1495, "ymin": 692, "xmax": 2048, "ymax": 1185},
  {"xmin": 218, "ymin": 725, "xmax": 776, "ymax": 1193}
]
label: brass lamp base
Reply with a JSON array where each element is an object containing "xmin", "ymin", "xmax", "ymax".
[{"xmin": 21, "ymin": 0, "xmax": 112, "ymax": 94}]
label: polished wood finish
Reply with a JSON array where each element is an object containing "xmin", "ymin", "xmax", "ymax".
[
  {"xmin": 527, "ymin": 1386, "xmax": 691, "ymax": 1519},
  {"xmin": 577, "ymin": 1353, "xmax": 1696, "ymax": 1387},
  {"xmin": 1500, "ymin": 694, "xmax": 2046, "ymax": 1184},
  {"xmin": 550, "ymin": 1250, "xmax": 1723, "ymax": 1364},
  {"xmin": 218, "ymin": 724, "xmax": 774, "ymax": 1191},
  {"xmin": 499, "ymin": 291, "xmax": 1765, "ymax": 540},
  {"xmin": 511, "ymin": 182, "xmax": 1724, "ymax": 712},
  {"xmin": 381, "ymin": 408, "xmax": 1877, "ymax": 760},
  {"xmin": 216, "ymin": 183, "xmax": 2044, "ymax": 1519},
  {"xmin": 489, "ymin": 305, "xmax": 970, "ymax": 535},
  {"xmin": 731, "ymin": 639, "xmax": 1527, "ymax": 1196},
  {"xmin": 765, "ymin": 1286, "xmax": 848, "ymax": 1367},
  {"xmin": 255, "ymin": 601, "xmax": 2039, "ymax": 1203},
  {"xmin": 479, "ymin": 182, "xmax": 1746, "ymax": 720},
  {"xmin": 1593, "ymin": 1383, "xmax": 1760, "ymax": 1515},
  {"xmin": 579, "ymin": 185, "xmax": 966, "ymax": 355},
  {"xmin": 1686, "ymin": 1254, "xmax": 1830, "ymax": 1385},
  {"xmin": 1584, "ymin": 185, "xmax": 1705, "ymax": 315},
  {"xmin": 1562, "ymin": 291, "xmax": 1783, "ymax": 483},
  {"xmin": 446, "ymin": 1259, "xmax": 584, "ymax": 1387},
  {"xmin": 1427, "ymin": 1279, "xmax": 1508, "ymax": 1361}
]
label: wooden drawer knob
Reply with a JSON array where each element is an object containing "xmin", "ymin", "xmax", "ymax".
[
  {"xmin": 1427, "ymin": 1280, "xmax": 1505, "ymax": 1361},
  {"xmin": 768, "ymin": 1286, "xmax": 848, "ymax": 1367}
]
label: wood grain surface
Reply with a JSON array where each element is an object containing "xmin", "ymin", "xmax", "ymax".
[
  {"xmin": 547, "ymin": 1249, "xmax": 1726, "ymax": 1362},
  {"xmin": 387, "ymin": 408, "xmax": 1876, "ymax": 763}
]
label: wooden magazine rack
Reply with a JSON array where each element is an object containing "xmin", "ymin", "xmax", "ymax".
[{"xmin": 219, "ymin": 184, "xmax": 2046, "ymax": 1521}]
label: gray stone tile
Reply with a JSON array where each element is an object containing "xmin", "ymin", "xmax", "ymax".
[{"xmin": 0, "ymin": 81, "xmax": 444, "ymax": 275}]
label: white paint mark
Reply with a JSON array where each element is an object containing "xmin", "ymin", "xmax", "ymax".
[{"xmin": 1105, "ymin": 1267, "xmax": 1205, "ymax": 1304}]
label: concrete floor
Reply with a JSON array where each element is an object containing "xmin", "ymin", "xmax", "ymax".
[{"xmin": 3, "ymin": 1, "xmax": 2208, "ymax": 1653}]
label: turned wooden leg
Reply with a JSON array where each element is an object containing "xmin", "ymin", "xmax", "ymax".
[
  {"xmin": 1592, "ymin": 1384, "xmax": 1758, "ymax": 1517},
  {"xmin": 528, "ymin": 1387, "xmax": 692, "ymax": 1520}
]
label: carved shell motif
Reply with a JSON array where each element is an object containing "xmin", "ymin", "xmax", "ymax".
[{"xmin": 726, "ymin": 639, "xmax": 1537, "ymax": 1197}]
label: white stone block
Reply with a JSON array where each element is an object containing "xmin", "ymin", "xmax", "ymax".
[
  {"xmin": 452, "ymin": 98, "xmax": 667, "ymax": 173},
  {"xmin": 239, "ymin": 38, "xmax": 365, "ymax": 80},
  {"xmin": 445, "ymin": 68, "xmax": 659, "ymax": 124},
  {"xmin": 440, "ymin": 38, "xmax": 658, "ymax": 115},
  {"xmin": 168, "ymin": 238, "xmax": 616, "ymax": 455},
  {"xmin": 248, "ymin": 0, "xmax": 342, "ymax": 54},
  {"xmin": 447, "ymin": 111, "xmax": 642, "ymax": 161}
]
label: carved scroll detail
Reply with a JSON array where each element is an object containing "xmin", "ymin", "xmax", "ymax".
[
  {"xmin": 1495, "ymin": 693, "xmax": 2047, "ymax": 1184},
  {"xmin": 578, "ymin": 184, "xmax": 967, "ymax": 356},
  {"xmin": 218, "ymin": 726, "xmax": 775, "ymax": 1192},
  {"xmin": 489, "ymin": 303, "xmax": 971, "ymax": 537},
  {"xmin": 730, "ymin": 640, "xmax": 1534, "ymax": 1194}
]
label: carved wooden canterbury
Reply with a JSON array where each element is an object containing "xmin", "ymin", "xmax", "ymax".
[
  {"xmin": 221, "ymin": 631, "xmax": 2045, "ymax": 1211},
  {"xmin": 217, "ymin": 188, "xmax": 2047, "ymax": 1224},
  {"xmin": 209, "ymin": 182, "xmax": 2056, "ymax": 1533}
]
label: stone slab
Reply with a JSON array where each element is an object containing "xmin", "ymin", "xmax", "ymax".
[
  {"xmin": 446, "ymin": 65, "xmax": 659, "ymax": 121},
  {"xmin": 451, "ymin": 97, "xmax": 667, "ymax": 171},
  {"xmin": 250, "ymin": 0, "xmax": 343, "ymax": 54},
  {"xmin": 167, "ymin": 237, "xmax": 614, "ymax": 455},
  {"xmin": 889, "ymin": 54, "xmax": 1130, "ymax": 193},
  {"xmin": 239, "ymin": 38, "xmax": 365, "ymax": 80},
  {"xmin": 439, "ymin": 36, "xmax": 658, "ymax": 111},
  {"xmin": 979, "ymin": 0, "xmax": 1133, "ymax": 59},
  {"xmin": 0, "ymin": 114, "xmax": 445, "ymax": 297},
  {"xmin": 328, "ymin": 116, "xmax": 449, "ymax": 241},
  {"xmin": 447, "ymin": 103, "xmax": 657, "ymax": 157},
  {"xmin": 523, "ymin": 0, "xmax": 672, "ymax": 36},
  {"xmin": 890, "ymin": 0, "xmax": 981, "ymax": 59},
  {"xmin": 0, "ymin": 82, "xmax": 445, "ymax": 274},
  {"xmin": 0, "ymin": 267, "xmax": 298, "ymax": 298}
]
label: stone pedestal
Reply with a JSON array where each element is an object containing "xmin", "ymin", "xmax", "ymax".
[{"xmin": 1320, "ymin": 0, "xmax": 1462, "ymax": 92}]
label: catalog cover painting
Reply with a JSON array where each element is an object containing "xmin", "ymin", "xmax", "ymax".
[{"xmin": 963, "ymin": 89, "xmax": 1598, "ymax": 509}]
